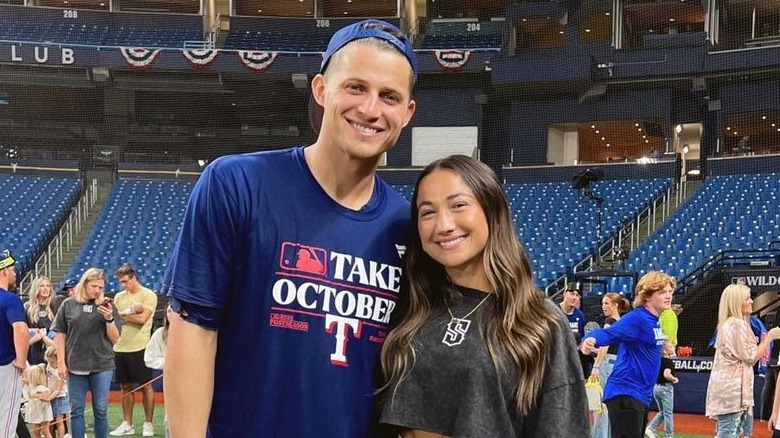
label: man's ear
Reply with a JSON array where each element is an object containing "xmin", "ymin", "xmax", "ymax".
[
  {"xmin": 311, "ymin": 74, "xmax": 326, "ymax": 107},
  {"xmin": 402, "ymin": 99, "xmax": 416, "ymax": 128}
]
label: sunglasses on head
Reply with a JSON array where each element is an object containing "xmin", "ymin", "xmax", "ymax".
[{"xmin": 0, "ymin": 249, "xmax": 14, "ymax": 270}]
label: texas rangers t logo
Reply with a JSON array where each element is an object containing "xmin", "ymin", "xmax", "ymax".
[{"xmin": 442, "ymin": 318, "xmax": 471, "ymax": 347}]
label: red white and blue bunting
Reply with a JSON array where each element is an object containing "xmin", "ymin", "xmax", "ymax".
[
  {"xmin": 182, "ymin": 48, "xmax": 220, "ymax": 70},
  {"xmin": 433, "ymin": 50, "xmax": 473, "ymax": 72},
  {"xmin": 237, "ymin": 50, "xmax": 279, "ymax": 72},
  {"xmin": 119, "ymin": 48, "xmax": 162, "ymax": 69}
]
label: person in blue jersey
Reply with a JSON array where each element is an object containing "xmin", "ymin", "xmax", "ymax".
[
  {"xmin": 161, "ymin": 19, "xmax": 417, "ymax": 438},
  {"xmin": 0, "ymin": 249, "xmax": 29, "ymax": 438},
  {"xmin": 560, "ymin": 284, "xmax": 590, "ymax": 377},
  {"xmin": 580, "ymin": 271, "xmax": 675, "ymax": 438},
  {"xmin": 379, "ymin": 155, "xmax": 589, "ymax": 437},
  {"xmin": 560, "ymin": 285, "xmax": 586, "ymax": 342}
]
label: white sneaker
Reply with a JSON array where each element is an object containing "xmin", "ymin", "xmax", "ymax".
[
  {"xmin": 143, "ymin": 421, "xmax": 155, "ymax": 437},
  {"xmin": 109, "ymin": 421, "xmax": 135, "ymax": 436},
  {"xmin": 644, "ymin": 428, "xmax": 655, "ymax": 438}
]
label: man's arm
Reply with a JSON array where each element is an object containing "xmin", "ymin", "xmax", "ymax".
[
  {"xmin": 165, "ymin": 311, "xmax": 217, "ymax": 438},
  {"xmin": 120, "ymin": 306, "xmax": 152, "ymax": 325},
  {"xmin": 12, "ymin": 320, "xmax": 29, "ymax": 370}
]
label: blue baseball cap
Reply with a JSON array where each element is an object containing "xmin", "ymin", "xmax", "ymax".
[
  {"xmin": 309, "ymin": 19, "xmax": 418, "ymax": 134},
  {"xmin": 61, "ymin": 277, "xmax": 79, "ymax": 291},
  {"xmin": 0, "ymin": 249, "xmax": 14, "ymax": 269}
]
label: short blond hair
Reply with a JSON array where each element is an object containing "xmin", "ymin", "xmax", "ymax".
[
  {"xmin": 633, "ymin": 271, "xmax": 676, "ymax": 308},
  {"xmin": 45, "ymin": 346, "xmax": 57, "ymax": 360},
  {"xmin": 74, "ymin": 268, "xmax": 107, "ymax": 304},
  {"xmin": 718, "ymin": 284, "xmax": 750, "ymax": 327}
]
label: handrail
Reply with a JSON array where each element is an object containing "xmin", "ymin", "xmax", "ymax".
[
  {"xmin": 183, "ymin": 39, "xmax": 214, "ymax": 50},
  {"xmin": 0, "ymin": 37, "xmax": 503, "ymax": 53},
  {"xmin": 675, "ymin": 247, "xmax": 780, "ymax": 295},
  {"xmin": 17, "ymin": 179, "xmax": 97, "ymax": 297},
  {"xmin": 544, "ymin": 178, "xmax": 681, "ymax": 298}
]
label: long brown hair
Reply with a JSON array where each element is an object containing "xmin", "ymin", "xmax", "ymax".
[{"xmin": 380, "ymin": 155, "xmax": 559, "ymax": 415}]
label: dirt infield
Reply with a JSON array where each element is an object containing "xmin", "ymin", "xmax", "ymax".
[
  {"xmin": 656, "ymin": 412, "xmax": 773, "ymax": 437},
  {"xmin": 104, "ymin": 394, "xmax": 775, "ymax": 437}
]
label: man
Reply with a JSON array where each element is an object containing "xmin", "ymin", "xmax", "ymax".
[
  {"xmin": 658, "ymin": 304, "xmax": 681, "ymax": 346},
  {"xmin": 649, "ymin": 147, "xmax": 660, "ymax": 160},
  {"xmin": 560, "ymin": 285, "xmax": 590, "ymax": 377},
  {"xmin": 0, "ymin": 249, "xmax": 28, "ymax": 438},
  {"xmin": 560, "ymin": 285, "xmax": 585, "ymax": 341},
  {"xmin": 738, "ymin": 135, "xmax": 750, "ymax": 156},
  {"xmin": 110, "ymin": 264, "xmax": 157, "ymax": 437},
  {"xmin": 53, "ymin": 276, "xmax": 78, "ymax": 311},
  {"xmin": 162, "ymin": 19, "xmax": 417, "ymax": 437},
  {"xmin": 581, "ymin": 271, "xmax": 675, "ymax": 438}
]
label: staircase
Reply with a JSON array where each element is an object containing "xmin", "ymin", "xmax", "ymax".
[
  {"xmin": 631, "ymin": 179, "xmax": 702, "ymax": 247},
  {"xmin": 48, "ymin": 182, "xmax": 113, "ymax": 284}
]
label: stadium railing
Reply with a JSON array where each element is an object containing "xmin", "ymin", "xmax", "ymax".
[{"xmin": 18, "ymin": 179, "xmax": 98, "ymax": 296}]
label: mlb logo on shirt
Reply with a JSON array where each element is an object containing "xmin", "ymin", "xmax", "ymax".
[{"xmin": 280, "ymin": 242, "xmax": 327, "ymax": 276}]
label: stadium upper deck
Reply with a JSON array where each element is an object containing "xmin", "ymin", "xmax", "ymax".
[{"xmin": 0, "ymin": 0, "xmax": 777, "ymax": 171}]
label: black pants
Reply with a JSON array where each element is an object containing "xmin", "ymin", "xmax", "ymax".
[
  {"xmin": 772, "ymin": 429, "xmax": 780, "ymax": 438},
  {"xmin": 16, "ymin": 410, "xmax": 31, "ymax": 438},
  {"xmin": 605, "ymin": 395, "xmax": 647, "ymax": 438},
  {"xmin": 579, "ymin": 351, "xmax": 594, "ymax": 379}
]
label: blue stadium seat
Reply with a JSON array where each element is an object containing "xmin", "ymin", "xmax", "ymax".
[
  {"xmin": 64, "ymin": 180, "xmax": 195, "ymax": 293},
  {"xmin": 626, "ymin": 174, "xmax": 780, "ymax": 281},
  {"xmin": 0, "ymin": 175, "xmax": 81, "ymax": 275}
]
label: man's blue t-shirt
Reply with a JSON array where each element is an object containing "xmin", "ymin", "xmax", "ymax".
[
  {"xmin": 0, "ymin": 288, "xmax": 26, "ymax": 365},
  {"xmin": 564, "ymin": 307, "xmax": 586, "ymax": 343},
  {"xmin": 589, "ymin": 307, "xmax": 665, "ymax": 406},
  {"xmin": 162, "ymin": 147, "xmax": 410, "ymax": 437}
]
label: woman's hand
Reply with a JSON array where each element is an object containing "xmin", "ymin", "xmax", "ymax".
[
  {"xmin": 58, "ymin": 361, "xmax": 68, "ymax": 380},
  {"xmin": 97, "ymin": 301, "xmax": 114, "ymax": 320}
]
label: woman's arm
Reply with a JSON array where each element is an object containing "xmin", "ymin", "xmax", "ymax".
[
  {"xmin": 590, "ymin": 321, "xmax": 613, "ymax": 377},
  {"xmin": 54, "ymin": 333, "xmax": 67, "ymax": 379},
  {"xmin": 590, "ymin": 346, "xmax": 608, "ymax": 378},
  {"xmin": 770, "ymin": 373, "xmax": 780, "ymax": 430},
  {"xmin": 144, "ymin": 329, "xmax": 165, "ymax": 370},
  {"xmin": 98, "ymin": 303, "xmax": 121, "ymax": 344},
  {"xmin": 662, "ymin": 368, "xmax": 678, "ymax": 383},
  {"xmin": 46, "ymin": 377, "xmax": 64, "ymax": 401},
  {"xmin": 754, "ymin": 327, "xmax": 780, "ymax": 362}
]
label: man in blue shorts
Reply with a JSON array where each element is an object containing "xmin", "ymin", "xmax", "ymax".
[
  {"xmin": 0, "ymin": 249, "xmax": 28, "ymax": 438},
  {"xmin": 162, "ymin": 19, "xmax": 417, "ymax": 437}
]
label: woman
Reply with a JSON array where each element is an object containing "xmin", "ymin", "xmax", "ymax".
[
  {"xmin": 590, "ymin": 292, "xmax": 629, "ymax": 438},
  {"xmin": 705, "ymin": 284, "xmax": 780, "ymax": 438},
  {"xmin": 25, "ymin": 275, "xmax": 57, "ymax": 364},
  {"xmin": 380, "ymin": 155, "xmax": 589, "ymax": 437},
  {"xmin": 52, "ymin": 268, "xmax": 120, "ymax": 438}
]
